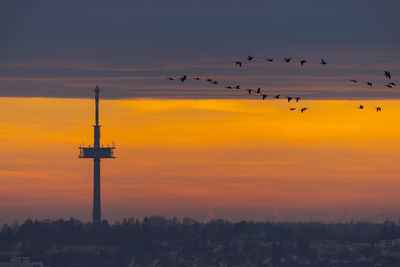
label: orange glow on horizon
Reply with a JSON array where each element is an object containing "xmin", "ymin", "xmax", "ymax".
[{"xmin": 0, "ymin": 97, "xmax": 399, "ymax": 222}]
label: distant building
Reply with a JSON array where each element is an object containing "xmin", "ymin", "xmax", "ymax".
[
  {"xmin": 0, "ymin": 256, "xmax": 45, "ymax": 267},
  {"xmin": 62, "ymin": 245, "xmax": 119, "ymax": 255},
  {"xmin": 376, "ymin": 239, "xmax": 396, "ymax": 249}
]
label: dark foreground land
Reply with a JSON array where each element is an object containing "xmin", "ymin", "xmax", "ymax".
[{"xmin": 1, "ymin": 217, "xmax": 400, "ymax": 266}]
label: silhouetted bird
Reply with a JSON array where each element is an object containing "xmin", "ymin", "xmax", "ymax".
[
  {"xmin": 262, "ymin": 94, "xmax": 268, "ymax": 100},
  {"xmin": 235, "ymin": 61, "xmax": 242, "ymax": 67},
  {"xmin": 300, "ymin": 60, "xmax": 307, "ymax": 66},
  {"xmin": 206, "ymin": 78, "xmax": 212, "ymax": 82},
  {"xmin": 180, "ymin": 75, "xmax": 187, "ymax": 82},
  {"xmin": 235, "ymin": 85, "xmax": 240, "ymax": 89},
  {"xmin": 384, "ymin": 71, "xmax": 392, "ymax": 79},
  {"xmin": 287, "ymin": 97, "xmax": 293, "ymax": 102},
  {"xmin": 320, "ymin": 59, "xmax": 327, "ymax": 65},
  {"xmin": 284, "ymin": 57, "xmax": 291, "ymax": 63},
  {"xmin": 388, "ymin": 82, "xmax": 396, "ymax": 86},
  {"xmin": 295, "ymin": 97, "xmax": 301, "ymax": 102},
  {"xmin": 212, "ymin": 81, "xmax": 218, "ymax": 85},
  {"xmin": 290, "ymin": 108, "xmax": 296, "ymax": 111},
  {"xmin": 255, "ymin": 88, "xmax": 261, "ymax": 94},
  {"xmin": 366, "ymin": 82, "xmax": 372, "ymax": 87},
  {"xmin": 350, "ymin": 80, "xmax": 358, "ymax": 83},
  {"xmin": 275, "ymin": 95, "xmax": 280, "ymax": 99},
  {"xmin": 225, "ymin": 86, "xmax": 232, "ymax": 89},
  {"xmin": 300, "ymin": 108, "xmax": 308, "ymax": 113},
  {"xmin": 247, "ymin": 55, "xmax": 254, "ymax": 61},
  {"xmin": 385, "ymin": 84, "xmax": 393, "ymax": 88},
  {"xmin": 247, "ymin": 89, "xmax": 253, "ymax": 95},
  {"xmin": 358, "ymin": 105, "xmax": 364, "ymax": 109},
  {"xmin": 167, "ymin": 77, "xmax": 174, "ymax": 80},
  {"xmin": 266, "ymin": 58, "xmax": 274, "ymax": 62},
  {"xmin": 193, "ymin": 77, "xmax": 200, "ymax": 80},
  {"xmin": 376, "ymin": 107, "xmax": 382, "ymax": 112}
]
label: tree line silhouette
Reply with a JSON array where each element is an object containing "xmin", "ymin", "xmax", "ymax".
[{"xmin": 1, "ymin": 216, "xmax": 399, "ymax": 251}]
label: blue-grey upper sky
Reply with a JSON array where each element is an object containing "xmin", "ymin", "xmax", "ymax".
[{"xmin": 1, "ymin": 0, "xmax": 399, "ymax": 99}]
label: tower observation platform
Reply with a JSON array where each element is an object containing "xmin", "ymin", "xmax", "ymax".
[{"xmin": 79, "ymin": 85, "xmax": 115, "ymax": 225}]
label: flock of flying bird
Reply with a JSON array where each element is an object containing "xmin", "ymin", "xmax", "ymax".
[
  {"xmin": 234, "ymin": 55, "xmax": 327, "ymax": 68},
  {"xmin": 166, "ymin": 55, "xmax": 396, "ymax": 113},
  {"xmin": 350, "ymin": 70, "xmax": 395, "ymax": 112}
]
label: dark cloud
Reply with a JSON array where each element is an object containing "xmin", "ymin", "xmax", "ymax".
[{"xmin": 0, "ymin": 0, "xmax": 399, "ymax": 99}]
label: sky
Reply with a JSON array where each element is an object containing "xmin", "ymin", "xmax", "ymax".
[
  {"xmin": 0, "ymin": 98, "xmax": 399, "ymax": 223},
  {"xmin": 0, "ymin": 1, "xmax": 400, "ymax": 223}
]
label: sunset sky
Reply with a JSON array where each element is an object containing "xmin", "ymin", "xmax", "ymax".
[{"xmin": 1, "ymin": 1, "xmax": 400, "ymax": 223}]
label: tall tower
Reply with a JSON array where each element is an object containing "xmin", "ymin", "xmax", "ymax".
[{"xmin": 79, "ymin": 85, "xmax": 115, "ymax": 225}]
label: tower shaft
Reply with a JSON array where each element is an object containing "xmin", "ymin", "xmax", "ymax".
[{"xmin": 93, "ymin": 158, "xmax": 101, "ymax": 224}]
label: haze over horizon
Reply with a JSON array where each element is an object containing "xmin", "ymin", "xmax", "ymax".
[{"xmin": 0, "ymin": 1, "xmax": 400, "ymax": 223}]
